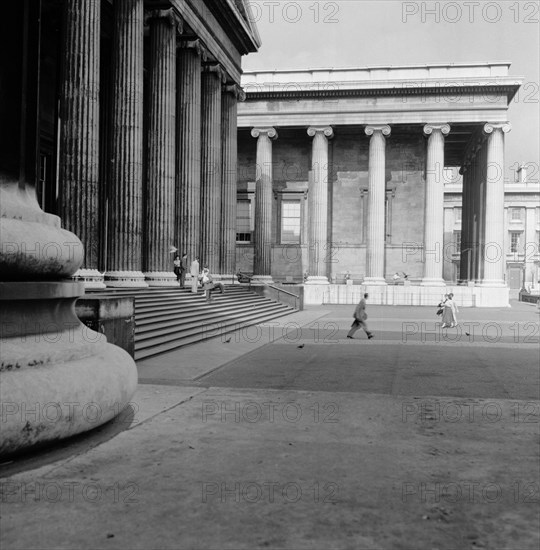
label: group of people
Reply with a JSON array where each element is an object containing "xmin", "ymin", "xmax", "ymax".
[
  {"xmin": 173, "ymin": 254, "xmax": 224, "ymax": 302},
  {"xmin": 346, "ymin": 290, "xmax": 460, "ymax": 341}
]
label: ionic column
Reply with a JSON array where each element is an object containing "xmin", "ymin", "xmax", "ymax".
[
  {"xmin": 220, "ymin": 84, "xmax": 244, "ymax": 280},
  {"xmin": 176, "ymin": 39, "xmax": 204, "ymax": 263},
  {"xmin": 105, "ymin": 0, "xmax": 146, "ymax": 287},
  {"xmin": 525, "ymin": 206, "xmax": 537, "ymax": 289},
  {"xmin": 459, "ymin": 165, "xmax": 472, "ymax": 282},
  {"xmin": 306, "ymin": 126, "xmax": 333, "ymax": 284},
  {"xmin": 200, "ymin": 63, "xmax": 224, "ymax": 274},
  {"xmin": 251, "ymin": 127, "xmax": 277, "ymax": 284},
  {"xmin": 481, "ymin": 122, "xmax": 511, "ymax": 286},
  {"xmin": 421, "ymin": 123, "xmax": 450, "ymax": 286},
  {"xmin": 58, "ymin": 0, "xmax": 104, "ymax": 289},
  {"xmin": 364, "ymin": 125, "xmax": 391, "ymax": 285},
  {"xmin": 144, "ymin": 9, "xmax": 179, "ymax": 287}
]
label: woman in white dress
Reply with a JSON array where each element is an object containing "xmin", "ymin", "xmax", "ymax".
[{"xmin": 441, "ymin": 292, "xmax": 458, "ymax": 328}]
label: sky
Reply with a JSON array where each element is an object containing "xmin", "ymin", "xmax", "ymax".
[{"xmin": 242, "ymin": 0, "xmax": 540, "ymax": 181}]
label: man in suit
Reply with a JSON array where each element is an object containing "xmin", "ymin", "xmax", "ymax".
[
  {"xmin": 347, "ymin": 293, "xmax": 374, "ymax": 340},
  {"xmin": 190, "ymin": 257, "xmax": 200, "ymax": 293}
]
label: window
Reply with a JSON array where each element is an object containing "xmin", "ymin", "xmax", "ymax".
[
  {"xmin": 454, "ymin": 207, "xmax": 462, "ymax": 223},
  {"xmin": 236, "ymin": 200, "xmax": 252, "ymax": 243},
  {"xmin": 454, "ymin": 231, "xmax": 461, "ymax": 253},
  {"xmin": 511, "ymin": 208, "xmax": 523, "ymax": 221},
  {"xmin": 510, "ymin": 232, "xmax": 522, "ymax": 253},
  {"xmin": 281, "ymin": 200, "xmax": 301, "ymax": 244}
]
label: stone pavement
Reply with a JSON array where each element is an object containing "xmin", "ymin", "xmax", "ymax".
[{"xmin": 1, "ymin": 301, "xmax": 539, "ymax": 550}]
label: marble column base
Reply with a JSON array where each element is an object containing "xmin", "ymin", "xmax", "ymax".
[
  {"xmin": 144, "ymin": 271, "xmax": 180, "ymax": 287},
  {"xmin": 0, "ymin": 281, "xmax": 138, "ymax": 456},
  {"xmin": 305, "ymin": 276, "xmax": 329, "ymax": 285},
  {"xmin": 477, "ymin": 279, "xmax": 507, "ymax": 288},
  {"xmin": 72, "ymin": 268, "xmax": 106, "ymax": 290},
  {"xmin": 420, "ymin": 278, "xmax": 446, "ymax": 287},
  {"xmin": 104, "ymin": 271, "xmax": 149, "ymax": 288},
  {"xmin": 213, "ymin": 274, "xmax": 236, "ymax": 284},
  {"xmin": 363, "ymin": 277, "xmax": 387, "ymax": 286},
  {"xmin": 251, "ymin": 275, "xmax": 274, "ymax": 285}
]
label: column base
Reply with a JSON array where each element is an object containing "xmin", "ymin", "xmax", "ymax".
[
  {"xmin": 420, "ymin": 278, "xmax": 446, "ymax": 287},
  {"xmin": 305, "ymin": 276, "xmax": 329, "ymax": 285},
  {"xmin": 72, "ymin": 268, "xmax": 106, "ymax": 290},
  {"xmin": 251, "ymin": 275, "xmax": 274, "ymax": 285},
  {"xmin": 0, "ymin": 281, "xmax": 137, "ymax": 456},
  {"xmin": 104, "ymin": 271, "xmax": 149, "ymax": 288},
  {"xmin": 363, "ymin": 277, "xmax": 387, "ymax": 286},
  {"xmin": 477, "ymin": 280, "xmax": 507, "ymax": 288},
  {"xmin": 213, "ymin": 274, "xmax": 236, "ymax": 284},
  {"xmin": 144, "ymin": 271, "xmax": 180, "ymax": 287}
]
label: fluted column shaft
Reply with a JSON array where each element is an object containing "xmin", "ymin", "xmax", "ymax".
[
  {"xmin": 459, "ymin": 166, "xmax": 471, "ymax": 281},
  {"xmin": 364, "ymin": 125, "xmax": 391, "ymax": 285},
  {"xmin": 176, "ymin": 40, "xmax": 203, "ymax": 262},
  {"xmin": 200, "ymin": 64, "xmax": 223, "ymax": 273},
  {"xmin": 422, "ymin": 124, "xmax": 450, "ymax": 285},
  {"xmin": 482, "ymin": 123, "xmax": 511, "ymax": 286},
  {"xmin": 220, "ymin": 85, "xmax": 241, "ymax": 278},
  {"xmin": 144, "ymin": 10, "xmax": 178, "ymax": 286},
  {"xmin": 306, "ymin": 126, "xmax": 333, "ymax": 284},
  {"xmin": 251, "ymin": 128, "xmax": 277, "ymax": 282},
  {"xmin": 59, "ymin": 0, "xmax": 103, "ymax": 287},
  {"xmin": 106, "ymin": 0, "xmax": 146, "ymax": 287}
]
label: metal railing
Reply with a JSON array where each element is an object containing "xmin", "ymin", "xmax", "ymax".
[{"xmin": 238, "ymin": 273, "xmax": 301, "ymax": 310}]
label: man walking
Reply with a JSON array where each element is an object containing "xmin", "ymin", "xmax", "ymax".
[
  {"xmin": 190, "ymin": 256, "xmax": 200, "ymax": 293},
  {"xmin": 347, "ymin": 293, "xmax": 374, "ymax": 340}
]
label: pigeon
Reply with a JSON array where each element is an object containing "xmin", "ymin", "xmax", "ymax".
[
  {"xmin": 224, "ymin": 337, "xmax": 232, "ymax": 343},
  {"xmin": 297, "ymin": 344, "xmax": 305, "ymax": 349}
]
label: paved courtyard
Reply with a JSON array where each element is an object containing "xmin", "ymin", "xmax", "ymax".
[{"xmin": 1, "ymin": 301, "xmax": 539, "ymax": 549}]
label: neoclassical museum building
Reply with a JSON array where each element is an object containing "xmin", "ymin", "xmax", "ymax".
[
  {"xmin": 0, "ymin": 0, "xmax": 259, "ymax": 453},
  {"xmin": 236, "ymin": 63, "xmax": 540, "ymax": 306}
]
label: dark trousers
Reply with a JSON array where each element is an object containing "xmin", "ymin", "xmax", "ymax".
[
  {"xmin": 347, "ymin": 319, "xmax": 371, "ymax": 338},
  {"xmin": 179, "ymin": 269, "xmax": 186, "ymax": 287}
]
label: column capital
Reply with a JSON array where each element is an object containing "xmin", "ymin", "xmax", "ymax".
[
  {"xmin": 178, "ymin": 38, "xmax": 208, "ymax": 61},
  {"xmin": 145, "ymin": 8, "xmax": 183, "ymax": 32},
  {"xmin": 484, "ymin": 122, "xmax": 511, "ymax": 135},
  {"xmin": 202, "ymin": 62, "xmax": 227, "ymax": 83},
  {"xmin": 423, "ymin": 123, "xmax": 450, "ymax": 136},
  {"xmin": 223, "ymin": 83, "xmax": 246, "ymax": 101},
  {"xmin": 251, "ymin": 127, "xmax": 278, "ymax": 140},
  {"xmin": 307, "ymin": 126, "xmax": 334, "ymax": 139},
  {"xmin": 365, "ymin": 125, "xmax": 391, "ymax": 137}
]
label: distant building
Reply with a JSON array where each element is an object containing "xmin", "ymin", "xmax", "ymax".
[{"xmin": 236, "ymin": 63, "xmax": 538, "ymax": 305}]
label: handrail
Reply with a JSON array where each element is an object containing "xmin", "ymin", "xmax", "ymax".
[{"xmin": 238, "ymin": 273, "xmax": 300, "ymax": 309}]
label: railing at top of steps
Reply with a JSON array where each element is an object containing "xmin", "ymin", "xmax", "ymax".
[{"xmin": 238, "ymin": 272, "xmax": 301, "ymax": 310}]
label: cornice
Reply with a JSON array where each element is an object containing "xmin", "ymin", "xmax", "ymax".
[{"xmin": 243, "ymin": 85, "xmax": 520, "ymax": 102}]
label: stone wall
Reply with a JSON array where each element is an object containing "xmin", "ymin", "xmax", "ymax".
[{"xmin": 237, "ymin": 129, "xmax": 429, "ymax": 281}]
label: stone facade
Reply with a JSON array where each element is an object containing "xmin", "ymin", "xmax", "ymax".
[{"xmin": 237, "ymin": 63, "xmax": 531, "ymax": 306}]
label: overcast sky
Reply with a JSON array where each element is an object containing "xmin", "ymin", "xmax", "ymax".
[{"xmin": 243, "ymin": 0, "xmax": 540, "ymax": 180}]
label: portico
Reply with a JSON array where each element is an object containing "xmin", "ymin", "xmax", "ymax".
[{"xmin": 237, "ymin": 63, "xmax": 522, "ymax": 307}]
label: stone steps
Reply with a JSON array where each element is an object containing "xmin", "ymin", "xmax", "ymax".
[{"xmin": 95, "ymin": 285, "xmax": 296, "ymax": 361}]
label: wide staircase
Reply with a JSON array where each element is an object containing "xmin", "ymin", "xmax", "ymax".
[{"xmin": 96, "ymin": 285, "xmax": 297, "ymax": 361}]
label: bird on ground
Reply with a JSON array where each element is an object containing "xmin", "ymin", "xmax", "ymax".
[
  {"xmin": 224, "ymin": 337, "xmax": 232, "ymax": 343},
  {"xmin": 297, "ymin": 344, "xmax": 305, "ymax": 349}
]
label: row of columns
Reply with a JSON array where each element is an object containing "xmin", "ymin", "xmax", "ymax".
[
  {"xmin": 59, "ymin": 0, "xmax": 241, "ymax": 287},
  {"xmin": 250, "ymin": 122, "xmax": 509, "ymax": 286}
]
